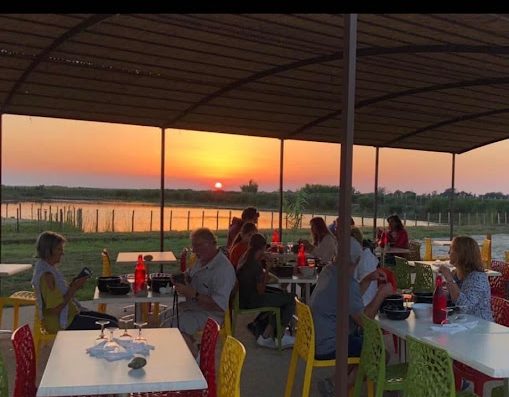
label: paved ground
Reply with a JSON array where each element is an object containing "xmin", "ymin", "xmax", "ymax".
[{"xmin": 0, "ymin": 302, "xmax": 391, "ymax": 397}]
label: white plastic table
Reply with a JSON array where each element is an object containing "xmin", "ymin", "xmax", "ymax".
[
  {"xmin": 93, "ymin": 287, "xmax": 182, "ymax": 322},
  {"xmin": 36, "ymin": 328, "xmax": 207, "ymax": 396},
  {"xmin": 269, "ymin": 273, "xmax": 318, "ymax": 303},
  {"xmin": 0, "ymin": 264, "xmax": 32, "ymax": 294},
  {"xmin": 377, "ymin": 311, "xmax": 509, "ymax": 396},
  {"xmin": 409, "ymin": 260, "xmax": 501, "ymax": 278},
  {"xmin": 116, "ymin": 251, "xmax": 177, "ymax": 273}
]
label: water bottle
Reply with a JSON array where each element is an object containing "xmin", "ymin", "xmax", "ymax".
[
  {"xmin": 134, "ymin": 254, "xmax": 146, "ymax": 294},
  {"xmin": 432, "ymin": 274, "xmax": 447, "ymax": 324},
  {"xmin": 297, "ymin": 243, "xmax": 306, "ymax": 267}
]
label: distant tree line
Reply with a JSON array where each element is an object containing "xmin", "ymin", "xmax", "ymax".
[{"xmin": 2, "ymin": 184, "xmax": 509, "ymax": 220}]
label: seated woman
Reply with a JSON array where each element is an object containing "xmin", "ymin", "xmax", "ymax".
[
  {"xmin": 237, "ymin": 233, "xmax": 296, "ymax": 349},
  {"xmin": 301, "ymin": 217, "xmax": 337, "ymax": 262},
  {"xmin": 439, "ymin": 236, "xmax": 493, "ymax": 321},
  {"xmin": 31, "ymin": 231, "xmax": 118, "ymax": 333},
  {"xmin": 228, "ymin": 222, "xmax": 258, "ymax": 269},
  {"xmin": 377, "ymin": 214, "xmax": 409, "ymax": 265}
]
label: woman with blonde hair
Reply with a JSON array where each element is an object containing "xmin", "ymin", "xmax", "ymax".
[{"xmin": 439, "ymin": 236, "xmax": 492, "ymax": 321}]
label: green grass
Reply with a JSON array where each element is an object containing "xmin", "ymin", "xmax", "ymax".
[{"xmin": 2, "ymin": 222, "xmax": 508, "ymax": 299}]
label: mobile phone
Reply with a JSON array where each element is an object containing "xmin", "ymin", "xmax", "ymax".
[{"xmin": 72, "ymin": 266, "xmax": 92, "ymax": 282}]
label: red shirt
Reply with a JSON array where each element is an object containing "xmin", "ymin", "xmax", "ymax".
[{"xmin": 379, "ymin": 229, "xmax": 409, "ymax": 249}]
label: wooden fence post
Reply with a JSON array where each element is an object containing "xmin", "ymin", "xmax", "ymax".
[
  {"xmin": 438, "ymin": 212, "xmax": 442, "ymax": 224},
  {"xmin": 187, "ymin": 210, "xmax": 190, "ymax": 231},
  {"xmin": 5, "ymin": 203, "xmax": 8, "ymax": 218},
  {"xmin": 202, "ymin": 211, "xmax": 205, "ymax": 228},
  {"xmin": 131, "ymin": 210, "xmax": 135, "ymax": 232},
  {"xmin": 458, "ymin": 212, "xmax": 462, "ymax": 226},
  {"xmin": 112, "ymin": 210, "xmax": 115, "ymax": 232},
  {"xmin": 285, "ymin": 213, "xmax": 288, "ymax": 229},
  {"xmin": 95, "ymin": 209, "xmax": 99, "ymax": 233},
  {"xmin": 427, "ymin": 212, "xmax": 430, "ymax": 227},
  {"xmin": 228, "ymin": 210, "xmax": 232, "ymax": 226},
  {"xmin": 149, "ymin": 210, "xmax": 153, "ymax": 232},
  {"xmin": 271, "ymin": 212, "xmax": 274, "ymax": 229},
  {"xmin": 216, "ymin": 210, "xmax": 219, "ymax": 230},
  {"xmin": 16, "ymin": 208, "xmax": 19, "ymax": 232}
]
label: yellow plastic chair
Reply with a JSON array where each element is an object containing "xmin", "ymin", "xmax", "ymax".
[
  {"xmin": 284, "ymin": 298, "xmax": 361, "ymax": 397},
  {"xmin": 220, "ymin": 300, "xmax": 232, "ymax": 343},
  {"xmin": 0, "ymin": 291, "xmax": 36, "ymax": 331},
  {"xmin": 33, "ymin": 302, "xmax": 57, "ymax": 360},
  {"xmin": 481, "ymin": 239, "xmax": 492, "ymax": 269},
  {"xmin": 232, "ymin": 286, "xmax": 282, "ymax": 351},
  {"xmin": 217, "ymin": 335, "xmax": 246, "ymax": 397},
  {"xmin": 505, "ymin": 251, "xmax": 509, "ymax": 263},
  {"xmin": 423, "ymin": 238, "xmax": 433, "ymax": 261}
]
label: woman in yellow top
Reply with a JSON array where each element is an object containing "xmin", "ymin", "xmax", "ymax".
[{"xmin": 31, "ymin": 231, "xmax": 118, "ymax": 333}]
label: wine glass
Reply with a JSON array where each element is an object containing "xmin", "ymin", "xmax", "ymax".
[
  {"xmin": 133, "ymin": 321, "xmax": 148, "ymax": 343},
  {"xmin": 118, "ymin": 318, "xmax": 133, "ymax": 340},
  {"xmin": 103, "ymin": 327, "xmax": 120, "ymax": 352},
  {"xmin": 441, "ymin": 307, "xmax": 455, "ymax": 325},
  {"xmin": 95, "ymin": 320, "xmax": 110, "ymax": 340},
  {"xmin": 453, "ymin": 304, "xmax": 467, "ymax": 322}
]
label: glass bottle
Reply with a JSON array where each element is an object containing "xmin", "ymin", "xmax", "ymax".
[
  {"xmin": 272, "ymin": 229, "xmax": 280, "ymax": 243},
  {"xmin": 432, "ymin": 274, "xmax": 447, "ymax": 324},
  {"xmin": 180, "ymin": 248, "xmax": 188, "ymax": 272},
  {"xmin": 134, "ymin": 254, "xmax": 146, "ymax": 294}
]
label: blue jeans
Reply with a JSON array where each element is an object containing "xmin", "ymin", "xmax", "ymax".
[{"xmin": 315, "ymin": 334, "xmax": 363, "ymax": 360}]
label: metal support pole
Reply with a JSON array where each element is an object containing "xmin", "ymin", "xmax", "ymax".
[
  {"xmin": 279, "ymin": 139, "xmax": 284, "ymax": 241},
  {"xmin": 336, "ymin": 13, "xmax": 357, "ymax": 397},
  {"xmin": 160, "ymin": 128, "xmax": 166, "ymax": 272},
  {"xmin": 373, "ymin": 146, "xmax": 380, "ymax": 239},
  {"xmin": 449, "ymin": 153, "xmax": 455, "ymax": 241}
]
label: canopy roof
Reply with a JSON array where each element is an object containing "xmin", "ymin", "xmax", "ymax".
[{"xmin": 1, "ymin": 13, "xmax": 509, "ymax": 154}]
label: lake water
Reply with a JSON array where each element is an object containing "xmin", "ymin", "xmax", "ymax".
[{"xmin": 2, "ymin": 200, "xmax": 435, "ymax": 233}]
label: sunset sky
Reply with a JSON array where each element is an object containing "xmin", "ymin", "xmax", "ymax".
[{"xmin": 2, "ymin": 114, "xmax": 509, "ymax": 195}]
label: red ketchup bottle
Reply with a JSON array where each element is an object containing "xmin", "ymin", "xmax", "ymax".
[
  {"xmin": 297, "ymin": 242, "xmax": 306, "ymax": 267},
  {"xmin": 134, "ymin": 254, "xmax": 147, "ymax": 294},
  {"xmin": 180, "ymin": 248, "xmax": 188, "ymax": 272},
  {"xmin": 272, "ymin": 230, "xmax": 280, "ymax": 243},
  {"xmin": 432, "ymin": 274, "xmax": 447, "ymax": 324}
]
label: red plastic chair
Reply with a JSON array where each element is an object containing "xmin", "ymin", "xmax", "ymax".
[
  {"xmin": 131, "ymin": 317, "xmax": 220, "ymax": 397},
  {"xmin": 489, "ymin": 275, "xmax": 506, "ymax": 298},
  {"xmin": 11, "ymin": 324, "xmax": 36, "ymax": 397},
  {"xmin": 453, "ymin": 296, "xmax": 509, "ymax": 395}
]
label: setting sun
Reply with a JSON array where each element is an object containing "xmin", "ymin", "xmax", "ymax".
[{"xmin": 214, "ymin": 181, "xmax": 223, "ymax": 190}]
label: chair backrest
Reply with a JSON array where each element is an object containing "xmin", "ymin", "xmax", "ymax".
[
  {"xmin": 393, "ymin": 256, "xmax": 412, "ymax": 290},
  {"xmin": 489, "ymin": 276, "xmax": 506, "ymax": 299},
  {"xmin": 357, "ymin": 314, "xmax": 386, "ymax": 385},
  {"xmin": 223, "ymin": 298, "xmax": 232, "ymax": 338},
  {"xmin": 505, "ymin": 251, "xmax": 509, "ymax": 263},
  {"xmin": 200, "ymin": 318, "xmax": 220, "ymax": 397},
  {"xmin": 413, "ymin": 263, "xmax": 434, "ymax": 293},
  {"xmin": 293, "ymin": 298, "xmax": 316, "ymax": 362},
  {"xmin": 101, "ymin": 248, "xmax": 112, "ymax": 276},
  {"xmin": 11, "ymin": 324, "xmax": 37, "ymax": 397},
  {"xmin": 405, "ymin": 335, "xmax": 456, "ymax": 397},
  {"xmin": 491, "ymin": 260, "xmax": 509, "ymax": 281},
  {"xmin": 217, "ymin": 336, "xmax": 246, "ymax": 397},
  {"xmin": 491, "ymin": 296, "xmax": 509, "ymax": 327},
  {"xmin": 407, "ymin": 240, "xmax": 422, "ymax": 261},
  {"xmin": 423, "ymin": 238, "xmax": 433, "ymax": 261},
  {"xmin": 481, "ymin": 239, "xmax": 492, "ymax": 268},
  {"xmin": 0, "ymin": 348, "xmax": 8, "ymax": 397}
]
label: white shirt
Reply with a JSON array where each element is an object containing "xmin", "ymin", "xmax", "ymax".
[
  {"xmin": 311, "ymin": 233, "xmax": 337, "ymax": 262},
  {"xmin": 353, "ymin": 247, "xmax": 379, "ymax": 305}
]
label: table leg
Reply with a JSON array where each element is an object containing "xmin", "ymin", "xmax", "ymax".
[
  {"xmin": 135, "ymin": 303, "xmax": 141, "ymax": 323},
  {"xmin": 504, "ymin": 378, "xmax": 509, "ymax": 397},
  {"xmin": 305, "ymin": 284, "xmax": 310, "ymax": 303}
]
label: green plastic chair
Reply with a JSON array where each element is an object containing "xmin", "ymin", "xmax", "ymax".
[
  {"xmin": 405, "ymin": 335, "xmax": 478, "ymax": 397},
  {"xmin": 353, "ymin": 314, "xmax": 407, "ymax": 397},
  {"xmin": 394, "ymin": 256, "xmax": 412, "ymax": 291},
  {"xmin": 232, "ymin": 287, "xmax": 283, "ymax": 351},
  {"xmin": 0, "ymin": 348, "xmax": 8, "ymax": 397},
  {"xmin": 413, "ymin": 262, "xmax": 434, "ymax": 293}
]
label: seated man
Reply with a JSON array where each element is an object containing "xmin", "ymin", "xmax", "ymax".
[
  {"xmin": 164, "ymin": 227, "xmax": 236, "ymax": 357},
  {"xmin": 309, "ymin": 236, "xmax": 393, "ymax": 395}
]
